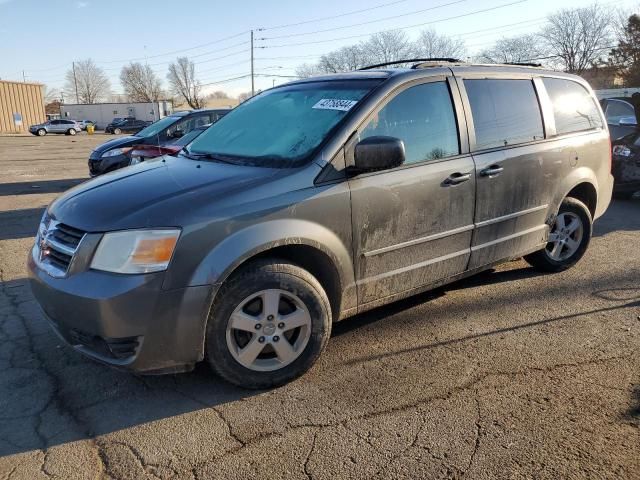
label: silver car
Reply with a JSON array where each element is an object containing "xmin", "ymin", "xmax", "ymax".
[{"xmin": 29, "ymin": 119, "xmax": 81, "ymax": 136}]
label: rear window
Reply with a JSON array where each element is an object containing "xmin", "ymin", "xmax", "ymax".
[
  {"xmin": 464, "ymin": 79, "xmax": 544, "ymax": 150},
  {"xmin": 543, "ymin": 78, "xmax": 603, "ymax": 135}
]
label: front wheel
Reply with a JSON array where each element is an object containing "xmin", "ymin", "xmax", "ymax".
[
  {"xmin": 113, "ymin": 128, "xmax": 122, "ymax": 135},
  {"xmin": 205, "ymin": 260, "xmax": 331, "ymax": 389},
  {"xmin": 37, "ymin": 128, "xmax": 46, "ymax": 136},
  {"xmin": 524, "ymin": 197, "xmax": 592, "ymax": 272}
]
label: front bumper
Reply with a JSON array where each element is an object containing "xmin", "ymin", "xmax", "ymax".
[
  {"xmin": 28, "ymin": 250, "xmax": 212, "ymax": 374},
  {"xmin": 612, "ymin": 154, "xmax": 640, "ymax": 193}
]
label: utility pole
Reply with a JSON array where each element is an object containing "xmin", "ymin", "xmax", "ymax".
[
  {"xmin": 22, "ymin": 70, "xmax": 26, "ymax": 82},
  {"xmin": 250, "ymin": 30, "xmax": 254, "ymax": 97},
  {"xmin": 72, "ymin": 61, "xmax": 79, "ymax": 103}
]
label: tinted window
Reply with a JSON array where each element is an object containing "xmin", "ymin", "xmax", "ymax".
[
  {"xmin": 605, "ymin": 100, "xmax": 634, "ymax": 123},
  {"xmin": 465, "ymin": 79, "xmax": 544, "ymax": 150},
  {"xmin": 543, "ymin": 78, "xmax": 603, "ymax": 134},
  {"xmin": 360, "ymin": 82, "xmax": 459, "ymax": 164}
]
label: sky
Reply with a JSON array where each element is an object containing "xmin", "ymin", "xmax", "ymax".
[{"xmin": 0, "ymin": 0, "xmax": 636, "ymax": 99}]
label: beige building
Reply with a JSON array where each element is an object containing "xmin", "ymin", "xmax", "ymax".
[{"xmin": 0, "ymin": 80, "xmax": 46, "ymax": 133}]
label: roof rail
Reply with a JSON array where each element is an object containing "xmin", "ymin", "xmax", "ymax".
[
  {"xmin": 504, "ymin": 62, "xmax": 543, "ymax": 68},
  {"xmin": 358, "ymin": 58, "xmax": 464, "ymax": 71}
]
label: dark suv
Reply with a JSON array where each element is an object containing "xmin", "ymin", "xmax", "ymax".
[
  {"xmin": 88, "ymin": 109, "xmax": 229, "ymax": 176},
  {"xmin": 29, "ymin": 62, "xmax": 613, "ymax": 389}
]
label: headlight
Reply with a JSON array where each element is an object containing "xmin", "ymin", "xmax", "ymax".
[
  {"xmin": 101, "ymin": 148, "xmax": 130, "ymax": 158},
  {"xmin": 612, "ymin": 145, "xmax": 632, "ymax": 157},
  {"xmin": 91, "ymin": 229, "xmax": 181, "ymax": 274}
]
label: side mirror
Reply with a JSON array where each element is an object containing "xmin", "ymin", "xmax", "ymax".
[
  {"xmin": 619, "ymin": 116, "xmax": 638, "ymax": 127},
  {"xmin": 353, "ymin": 136, "xmax": 405, "ymax": 172}
]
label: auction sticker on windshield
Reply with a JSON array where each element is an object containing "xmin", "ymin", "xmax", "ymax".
[{"xmin": 312, "ymin": 99, "xmax": 358, "ymax": 111}]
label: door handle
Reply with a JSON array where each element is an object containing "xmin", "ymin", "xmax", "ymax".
[
  {"xmin": 444, "ymin": 172, "xmax": 472, "ymax": 185},
  {"xmin": 480, "ymin": 164, "xmax": 504, "ymax": 177}
]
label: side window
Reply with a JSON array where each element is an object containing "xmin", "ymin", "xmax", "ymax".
[
  {"xmin": 360, "ymin": 81, "xmax": 459, "ymax": 165},
  {"xmin": 542, "ymin": 78, "xmax": 603, "ymax": 135},
  {"xmin": 192, "ymin": 114, "xmax": 211, "ymax": 128},
  {"xmin": 464, "ymin": 79, "xmax": 544, "ymax": 150},
  {"xmin": 51, "ymin": 120, "xmax": 61, "ymax": 125},
  {"xmin": 605, "ymin": 100, "xmax": 634, "ymax": 123}
]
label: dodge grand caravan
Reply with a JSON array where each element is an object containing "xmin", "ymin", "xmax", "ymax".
[{"xmin": 29, "ymin": 61, "xmax": 613, "ymax": 389}]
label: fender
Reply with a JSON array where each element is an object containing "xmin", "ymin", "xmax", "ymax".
[
  {"xmin": 550, "ymin": 166, "xmax": 599, "ymax": 219},
  {"xmin": 187, "ymin": 218, "xmax": 357, "ymax": 312}
]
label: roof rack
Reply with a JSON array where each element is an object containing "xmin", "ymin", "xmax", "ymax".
[
  {"xmin": 358, "ymin": 58, "xmax": 464, "ymax": 71},
  {"xmin": 504, "ymin": 62, "xmax": 543, "ymax": 68}
]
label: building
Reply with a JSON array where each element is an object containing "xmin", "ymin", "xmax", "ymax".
[
  {"xmin": 59, "ymin": 101, "xmax": 173, "ymax": 129},
  {"xmin": 0, "ymin": 80, "xmax": 46, "ymax": 134}
]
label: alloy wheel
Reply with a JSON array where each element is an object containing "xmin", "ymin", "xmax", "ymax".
[
  {"xmin": 225, "ymin": 289, "xmax": 312, "ymax": 372},
  {"xmin": 546, "ymin": 212, "xmax": 583, "ymax": 261}
]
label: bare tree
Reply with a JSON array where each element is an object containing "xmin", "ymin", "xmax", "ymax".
[
  {"xmin": 64, "ymin": 59, "xmax": 111, "ymax": 104},
  {"xmin": 43, "ymin": 86, "xmax": 60, "ymax": 104},
  {"xmin": 478, "ymin": 34, "xmax": 547, "ymax": 64},
  {"xmin": 120, "ymin": 62, "xmax": 162, "ymax": 102},
  {"xmin": 361, "ymin": 30, "xmax": 414, "ymax": 66},
  {"xmin": 540, "ymin": 4, "xmax": 613, "ymax": 74},
  {"xmin": 414, "ymin": 29, "xmax": 466, "ymax": 59},
  {"xmin": 167, "ymin": 57, "xmax": 203, "ymax": 109}
]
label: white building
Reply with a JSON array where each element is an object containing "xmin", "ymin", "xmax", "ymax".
[{"xmin": 59, "ymin": 100, "xmax": 173, "ymax": 129}]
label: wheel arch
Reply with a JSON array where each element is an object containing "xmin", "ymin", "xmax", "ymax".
[
  {"xmin": 189, "ymin": 219, "xmax": 357, "ymax": 321},
  {"xmin": 553, "ymin": 168, "xmax": 599, "ymax": 219}
]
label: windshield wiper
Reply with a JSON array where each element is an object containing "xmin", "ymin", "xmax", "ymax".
[{"xmin": 180, "ymin": 149, "xmax": 235, "ymax": 164}]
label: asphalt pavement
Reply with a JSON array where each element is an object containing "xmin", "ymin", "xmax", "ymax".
[{"xmin": 0, "ymin": 134, "xmax": 638, "ymax": 479}]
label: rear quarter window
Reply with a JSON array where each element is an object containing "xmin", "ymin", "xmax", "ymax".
[
  {"xmin": 542, "ymin": 78, "xmax": 603, "ymax": 135},
  {"xmin": 464, "ymin": 79, "xmax": 544, "ymax": 150}
]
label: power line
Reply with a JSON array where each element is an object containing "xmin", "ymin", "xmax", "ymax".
[
  {"xmin": 259, "ymin": 0, "xmax": 413, "ymax": 31},
  {"xmin": 259, "ymin": 0, "xmax": 470, "ymax": 40},
  {"xmin": 258, "ymin": 0, "xmax": 529, "ymax": 49}
]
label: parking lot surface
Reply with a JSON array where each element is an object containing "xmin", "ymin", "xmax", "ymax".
[{"xmin": 0, "ymin": 134, "xmax": 639, "ymax": 479}]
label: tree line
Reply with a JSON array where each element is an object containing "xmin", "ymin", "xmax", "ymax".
[
  {"xmin": 54, "ymin": 3, "xmax": 640, "ymax": 106},
  {"xmin": 297, "ymin": 4, "xmax": 640, "ymax": 89}
]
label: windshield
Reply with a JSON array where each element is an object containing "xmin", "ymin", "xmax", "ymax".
[
  {"xmin": 136, "ymin": 115, "xmax": 181, "ymax": 138},
  {"xmin": 187, "ymin": 80, "xmax": 381, "ymax": 167}
]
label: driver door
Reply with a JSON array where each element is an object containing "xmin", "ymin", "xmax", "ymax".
[{"xmin": 348, "ymin": 77, "xmax": 476, "ymax": 306}]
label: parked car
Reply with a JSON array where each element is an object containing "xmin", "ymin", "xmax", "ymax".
[
  {"xmin": 611, "ymin": 132, "xmax": 640, "ymax": 198},
  {"xmin": 105, "ymin": 118, "xmax": 150, "ymax": 135},
  {"xmin": 600, "ymin": 97, "xmax": 638, "ymax": 140},
  {"xmin": 88, "ymin": 109, "xmax": 229, "ymax": 176},
  {"xmin": 76, "ymin": 120, "xmax": 96, "ymax": 131},
  {"xmin": 127, "ymin": 124, "xmax": 211, "ymax": 166},
  {"xmin": 29, "ymin": 62, "xmax": 613, "ymax": 389},
  {"xmin": 29, "ymin": 119, "xmax": 81, "ymax": 136}
]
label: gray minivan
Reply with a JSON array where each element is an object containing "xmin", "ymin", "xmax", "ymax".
[{"xmin": 29, "ymin": 61, "xmax": 613, "ymax": 388}]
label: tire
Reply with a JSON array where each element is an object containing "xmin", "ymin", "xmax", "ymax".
[
  {"xmin": 205, "ymin": 259, "xmax": 332, "ymax": 389},
  {"xmin": 37, "ymin": 128, "xmax": 46, "ymax": 136},
  {"xmin": 524, "ymin": 197, "xmax": 592, "ymax": 273},
  {"xmin": 67, "ymin": 128, "xmax": 76, "ymax": 136},
  {"xmin": 113, "ymin": 128, "xmax": 122, "ymax": 135}
]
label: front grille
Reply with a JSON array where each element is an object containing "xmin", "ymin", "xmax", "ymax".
[{"xmin": 35, "ymin": 217, "xmax": 86, "ymax": 277}]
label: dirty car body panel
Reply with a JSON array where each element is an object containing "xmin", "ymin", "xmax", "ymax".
[{"xmin": 29, "ymin": 65, "xmax": 613, "ymax": 375}]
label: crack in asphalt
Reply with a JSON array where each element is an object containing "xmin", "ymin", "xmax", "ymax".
[
  {"xmin": 302, "ymin": 428, "xmax": 320, "ymax": 480},
  {"xmin": 0, "ymin": 272, "xmax": 108, "ymax": 478},
  {"xmin": 462, "ymin": 389, "xmax": 482, "ymax": 477}
]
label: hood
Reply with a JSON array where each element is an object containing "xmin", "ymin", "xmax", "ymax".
[
  {"xmin": 48, "ymin": 156, "xmax": 283, "ymax": 232},
  {"xmin": 92, "ymin": 136, "xmax": 140, "ymax": 153}
]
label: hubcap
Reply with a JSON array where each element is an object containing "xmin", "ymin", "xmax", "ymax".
[
  {"xmin": 546, "ymin": 212, "xmax": 583, "ymax": 261},
  {"xmin": 225, "ymin": 289, "xmax": 312, "ymax": 372}
]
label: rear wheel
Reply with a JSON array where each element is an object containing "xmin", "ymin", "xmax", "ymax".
[
  {"xmin": 524, "ymin": 197, "xmax": 592, "ymax": 272},
  {"xmin": 67, "ymin": 128, "xmax": 76, "ymax": 136},
  {"xmin": 37, "ymin": 128, "xmax": 46, "ymax": 136},
  {"xmin": 205, "ymin": 260, "xmax": 331, "ymax": 389}
]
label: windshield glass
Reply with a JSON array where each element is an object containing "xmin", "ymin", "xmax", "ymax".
[
  {"xmin": 136, "ymin": 115, "xmax": 181, "ymax": 138},
  {"xmin": 188, "ymin": 80, "xmax": 381, "ymax": 167}
]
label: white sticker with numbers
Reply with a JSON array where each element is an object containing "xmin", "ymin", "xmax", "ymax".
[{"xmin": 312, "ymin": 99, "xmax": 358, "ymax": 111}]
